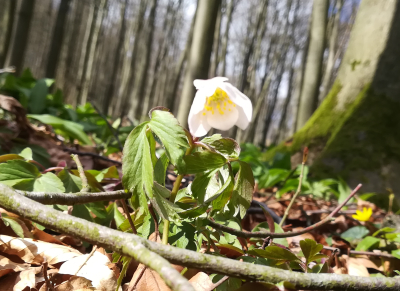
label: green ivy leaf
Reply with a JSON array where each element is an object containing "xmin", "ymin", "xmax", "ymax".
[
  {"xmin": 184, "ymin": 151, "xmax": 227, "ymax": 174},
  {"xmin": 300, "ymin": 239, "xmax": 327, "ymax": 264},
  {"xmin": 201, "ymin": 134, "xmax": 240, "ymax": 159},
  {"xmin": 355, "ymin": 236, "xmax": 380, "ymax": 251},
  {"xmin": 2, "ymin": 216, "xmax": 24, "ymax": 238},
  {"xmin": 122, "ymin": 123, "xmax": 153, "ymax": 213},
  {"xmin": 233, "ymin": 161, "xmax": 254, "ymax": 218},
  {"xmin": 28, "ymin": 114, "xmax": 91, "ymax": 145},
  {"xmin": 148, "ymin": 110, "xmax": 188, "ymax": 172}
]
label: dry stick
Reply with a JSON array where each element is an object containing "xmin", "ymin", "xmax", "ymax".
[
  {"xmin": 74, "ymin": 245, "xmax": 98, "ymax": 275},
  {"xmin": 2, "ymin": 184, "xmax": 399, "ymax": 291},
  {"xmin": 43, "ymin": 261, "xmax": 55, "ymax": 291},
  {"xmin": 71, "ymin": 154, "xmax": 90, "ymax": 192},
  {"xmin": 65, "ymin": 148, "xmax": 122, "ymax": 165},
  {"xmin": 120, "ymin": 199, "xmax": 137, "ymax": 234},
  {"xmin": 279, "ymin": 147, "xmax": 308, "ymax": 227},
  {"xmin": 15, "ymin": 189, "xmax": 130, "ymax": 205},
  {"xmin": 323, "ymin": 246, "xmax": 398, "ymax": 260},
  {"xmin": 208, "ymin": 184, "xmax": 363, "ymax": 238}
]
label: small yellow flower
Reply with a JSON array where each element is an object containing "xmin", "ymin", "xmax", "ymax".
[{"xmin": 352, "ymin": 207, "xmax": 373, "ymax": 222}]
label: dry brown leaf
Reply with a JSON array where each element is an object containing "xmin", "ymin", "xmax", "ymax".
[
  {"xmin": 188, "ymin": 272, "xmax": 213, "ymax": 291},
  {"xmin": 136, "ymin": 268, "xmax": 171, "ymax": 291},
  {"xmin": 0, "ymin": 254, "xmax": 30, "ymax": 278},
  {"xmin": 31, "ymin": 227, "xmax": 68, "ymax": 246},
  {"xmin": 54, "ymin": 276, "xmax": 95, "ymax": 291},
  {"xmin": 0, "ymin": 266, "xmax": 42, "ymax": 291},
  {"xmin": 58, "ymin": 251, "xmax": 119, "ymax": 291},
  {"xmin": 0, "ymin": 235, "xmax": 81, "ymax": 265},
  {"xmin": 334, "ymin": 255, "xmax": 370, "ymax": 277}
]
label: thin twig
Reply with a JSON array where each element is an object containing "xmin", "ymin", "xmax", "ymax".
[
  {"xmin": 71, "ymin": 154, "xmax": 90, "ymax": 192},
  {"xmin": 206, "ymin": 275, "xmax": 229, "ymax": 291},
  {"xmin": 64, "ymin": 148, "xmax": 122, "ymax": 165},
  {"xmin": 208, "ymin": 184, "xmax": 363, "ymax": 238},
  {"xmin": 323, "ymin": 246, "xmax": 398, "ymax": 260},
  {"xmin": 121, "ymin": 199, "xmax": 137, "ymax": 234},
  {"xmin": 279, "ymin": 147, "xmax": 308, "ymax": 227},
  {"xmin": 42, "ymin": 261, "xmax": 55, "ymax": 291},
  {"xmin": 74, "ymin": 245, "xmax": 98, "ymax": 275},
  {"xmin": 1, "ymin": 183, "xmax": 399, "ymax": 291},
  {"xmin": 15, "ymin": 189, "xmax": 130, "ymax": 205},
  {"xmin": 90, "ymin": 101, "xmax": 123, "ymax": 151}
]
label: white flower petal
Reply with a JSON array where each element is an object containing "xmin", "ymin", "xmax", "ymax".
[
  {"xmin": 189, "ymin": 111, "xmax": 211, "ymax": 137},
  {"xmin": 220, "ymin": 82, "xmax": 252, "ymax": 128},
  {"xmin": 189, "ymin": 90, "xmax": 208, "ymax": 115},
  {"xmin": 235, "ymin": 105, "xmax": 251, "ymax": 130},
  {"xmin": 206, "ymin": 107, "xmax": 238, "ymax": 131},
  {"xmin": 193, "ymin": 77, "xmax": 229, "ymax": 90}
]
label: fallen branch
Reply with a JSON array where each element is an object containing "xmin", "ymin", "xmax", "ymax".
[
  {"xmin": 2, "ymin": 184, "xmax": 399, "ymax": 290},
  {"xmin": 15, "ymin": 190, "xmax": 130, "ymax": 205},
  {"xmin": 208, "ymin": 184, "xmax": 363, "ymax": 238}
]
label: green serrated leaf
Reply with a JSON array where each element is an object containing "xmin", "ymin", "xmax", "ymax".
[
  {"xmin": 148, "ymin": 110, "xmax": 188, "ymax": 171},
  {"xmin": 0, "ymin": 160, "xmax": 40, "ymax": 187},
  {"xmin": 192, "ymin": 169, "xmax": 220, "ymax": 203},
  {"xmin": 233, "ymin": 161, "xmax": 255, "ymax": 218},
  {"xmin": 169, "ymin": 221, "xmax": 197, "ymax": 251},
  {"xmin": 19, "ymin": 148, "xmax": 33, "ymax": 161},
  {"xmin": 300, "ymin": 239, "xmax": 324, "ymax": 264},
  {"xmin": 33, "ymin": 172, "xmax": 65, "ymax": 192},
  {"xmin": 211, "ymin": 175, "xmax": 234, "ymax": 211},
  {"xmin": 58, "ymin": 169, "xmax": 82, "ymax": 192},
  {"xmin": 201, "ymin": 134, "xmax": 240, "ymax": 159},
  {"xmin": 154, "ymin": 153, "xmax": 169, "ymax": 186},
  {"xmin": 249, "ymin": 246, "xmax": 300, "ymax": 262},
  {"xmin": 184, "ymin": 151, "xmax": 227, "ymax": 174},
  {"xmin": 152, "ymin": 182, "xmax": 182, "ymax": 224},
  {"xmin": 122, "ymin": 123, "xmax": 153, "ymax": 213}
]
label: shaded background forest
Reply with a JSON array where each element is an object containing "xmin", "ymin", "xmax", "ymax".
[{"xmin": 0, "ymin": 0, "xmax": 357, "ymax": 146}]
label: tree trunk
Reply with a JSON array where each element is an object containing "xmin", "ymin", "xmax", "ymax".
[
  {"xmin": 318, "ymin": 0, "xmax": 343, "ymax": 102},
  {"xmin": 285, "ymin": 0, "xmax": 400, "ymax": 200},
  {"xmin": 0, "ymin": 0, "xmax": 16, "ymax": 67},
  {"xmin": 103, "ymin": 0, "xmax": 129, "ymax": 114},
  {"xmin": 167, "ymin": 5, "xmax": 197, "ymax": 114},
  {"xmin": 209, "ymin": 4, "xmax": 222, "ymax": 77},
  {"xmin": 129, "ymin": 0, "xmax": 158, "ymax": 120},
  {"xmin": 220, "ymin": 0, "xmax": 236, "ymax": 76},
  {"xmin": 45, "ymin": 0, "xmax": 71, "ymax": 79},
  {"xmin": 5, "ymin": 0, "xmax": 36, "ymax": 75},
  {"xmin": 295, "ymin": 0, "xmax": 328, "ymax": 131},
  {"xmin": 176, "ymin": 0, "xmax": 221, "ymax": 128},
  {"xmin": 78, "ymin": 0, "xmax": 107, "ymax": 105}
]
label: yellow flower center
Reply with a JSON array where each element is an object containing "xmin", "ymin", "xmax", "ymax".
[{"xmin": 202, "ymin": 87, "xmax": 236, "ymax": 116}]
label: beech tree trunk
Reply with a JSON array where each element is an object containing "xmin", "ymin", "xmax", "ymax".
[
  {"xmin": 5, "ymin": 0, "xmax": 36, "ymax": 75},
  {"xmin": 0, "ymin": 0, "xmax": 16, "ymax": 67},
  {"xmin": 177, "ymin": 0, "xmax": 221, "ymax": 128},
  {"xmin": 286, "ymin": 0, "xmax": 400, "ymax": 200},
  {"xmin": 220, "ymin": 0, "xmax": 236, "ymax": 76},
  {"xmin": 295, "ymin": 0, "xmax": 328, "ymax": 131}
]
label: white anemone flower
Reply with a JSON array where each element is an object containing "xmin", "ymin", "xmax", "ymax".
[{"xmin": 188, "ymin": 77, "xmax": 253, "ymax": 137}]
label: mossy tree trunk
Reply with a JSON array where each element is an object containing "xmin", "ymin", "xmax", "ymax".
[{"xmin": 288, "ymin": 0, "xmax": 400, "ymax": 199}]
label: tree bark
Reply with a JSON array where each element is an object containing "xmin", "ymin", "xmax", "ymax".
[
  {"xmin": 220, "ymin": 0, "xmax": 236, "ymax": 76},
  {"xmin": 78, "ymin": 0, "xmax": 107, "ymax": 105},
  {"xmin": 285, "ymin": 0, "xmax": 400, "ymax": 201},
  {"xmin": 129, "ymin": 0, "xmax": 158, "ymax": 120},
  {"xmin": 0, "ymin": 0, "xmax": 16, "ymax": 67},
  {"xmin": 295, "ymin": 0, "xmax": 328, "ymax": 131},
  {"xmin": 319, "ymin": 0, "xmax": 343, "ymax": 102},
  {"xmin": 209, "ymin": 4, "xmax": 222, "ymax": 77},
  {"xmin": 176, "ymin": 0, "xmax": 221, "ymax": 128},
  {"xmin": 103, "ymin": 0, "xmax": 129, "ymax": 115},
  {"xmin": 5, "ymin": 0, "xmax": 36, "ymax": 75},
  {"xmin": 45, "ymin": 0, "xmax": 71, "ymax": 79}
]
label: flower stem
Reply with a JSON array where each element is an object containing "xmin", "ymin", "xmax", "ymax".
[{"xmin": 162, "ymin": 139, "xmax": 197, "ymax": 245}]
